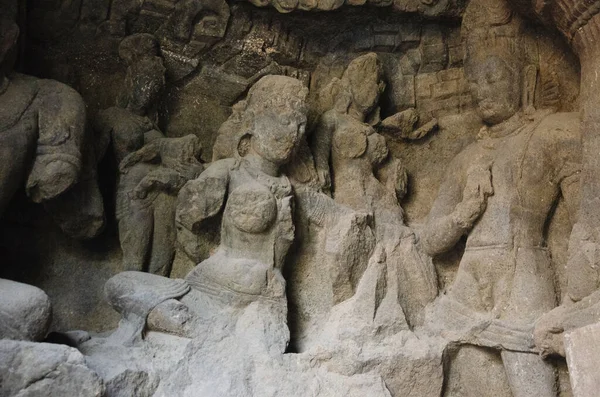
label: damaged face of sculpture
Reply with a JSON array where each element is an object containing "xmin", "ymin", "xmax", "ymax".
[
  {"xmin": 248, "ymin": 103, "xmax": 307, "ymax": 167},
  {"xmin": 465, "ymin": 54, "xmax": 522, "ymax": 124}
]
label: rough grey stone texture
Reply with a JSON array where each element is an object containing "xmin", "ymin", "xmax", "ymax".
[
  {"xmin": 0, "ymin": 340, "xmax": 105, "ymax": 397},
  {"xmin": 564, "ymin": 322, "xmax": 600, "ymax": 397},
  {"xmin": 0, "ymin": 279, "xmax": 51, "ymax": 342},
  {"xmin": 0, "ymin": 0, "xmax": 596, "ymax": 395}
]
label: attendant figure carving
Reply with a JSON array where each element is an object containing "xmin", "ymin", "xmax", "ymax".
[
  {"xmin": 176, "ymin": 75, "xmax": 307, "ymax": 301},
  {"xmin": 96, "ymin": 33, "xmax": 204, "ymax": 275},
  {"xmin": 313, "ymin": 53, "xmax": 437, "ymax": 327}
]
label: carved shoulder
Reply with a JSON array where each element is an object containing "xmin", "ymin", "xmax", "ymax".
[
  {"xmin": 175, "ymin": 158, "xmax": 237, "ymax": 232},
  {"xmin": 536, "ymin": 112, "xmax": 581, "ymax": 181}
]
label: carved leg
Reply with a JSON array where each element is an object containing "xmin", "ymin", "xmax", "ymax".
[
  {"xmin": 501, "ymin": 350, "xmax": 556, "ymax": 397},
  {"xmin": 118, "ymin": 204, "xmax": 153, "ymax": 272},
  {"xmin": 148, "ymin": 195, "xmax": 176, "ymax": 277},
  {"xmin": 444, "ymin": 345, "xmax": 512, "ymax": 397}
]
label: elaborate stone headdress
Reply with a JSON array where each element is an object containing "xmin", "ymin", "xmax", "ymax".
[
  {"xmin": 245, "ymin": 75, "xmax": 309, "ymax": 116},
  {"xmin": 461, "ymin": 0, "xmax": 532, "ymax": 69},
  {"xmin": 461, "ymin": 0, "xmax": 580, "ymax": 111}
]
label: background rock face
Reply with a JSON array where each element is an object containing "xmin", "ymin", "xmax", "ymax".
[{"xmin": 0, "ymin": 0, "xmax": 589, "ymax": 396}]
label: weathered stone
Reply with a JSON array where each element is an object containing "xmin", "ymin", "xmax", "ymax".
[
  {"xmin": 564, "ymin": 322, "xmax": 600, "ymax": 397},
  {"xmin": 0, "ymin": 279, "xmax": 51, "ymax": 342},
  {"xmin": 0, "ymin": 0, "xmax": 595, "ymax": 395},
  {"xmin": 0, "ymin": 340, "xmax": 105, "ymax": 397}
]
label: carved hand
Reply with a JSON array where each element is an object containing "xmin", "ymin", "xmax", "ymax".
[
  {"xmin": 133, "ymin": 168, "xmax": 185, "ymax": 199},
  {"xmin": 317, "ymin": 168, "xmax": 331, "ymax": 193},
  {"xmin": 533, "ymin": 305, "xmax": 569, "ymax": 358},
  {"xmin": 455, "ymin": 163, "xmax": 493, "ymax": 228}
]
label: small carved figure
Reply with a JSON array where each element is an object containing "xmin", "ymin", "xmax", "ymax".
[
  {"xmin": 313, "ymin": 53, "xmax": 437, "ymax": 326},
  {"xmin": 421, "ymin": 1, "xmax": 581, "ymax": 395},
  {"xmin": 97, "ymin": 34, "xmax": 204, "ymax": 276},
  {"xmin": 117, "ymin": 135, "xmax": 204, "ymax": 275}
]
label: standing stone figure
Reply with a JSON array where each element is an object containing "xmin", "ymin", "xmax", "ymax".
[
  {"xmin": 117, "ymin": 135, "xmax": 204, "ymax": 276},
  {"xmin": 313, "ymin": 53, "xmax": 437, "ymax": 327},
  {"xmin": 97, "ymin": 33, "xmax": 204, "ymax": 275},
  {"xmin": 421, "ymin": 0, "xmax": 581, "ymax": 396}
]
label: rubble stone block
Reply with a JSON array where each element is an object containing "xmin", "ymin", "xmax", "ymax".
[
  {"xmin": 431, "ymin": 79, "xmax": 459, "ymax": 99},
  {"xmin": 565, "ymin": 322, "xmax": 600, "ymax": 397}
]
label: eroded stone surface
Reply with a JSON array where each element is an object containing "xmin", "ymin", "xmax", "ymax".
[
  {"xmin": 0, "ymin": 340, "xmax": 104, "ymax": 397},
  {"xmin": 0, "ymin": 0, "xmax": 597, "ymax": 395}
]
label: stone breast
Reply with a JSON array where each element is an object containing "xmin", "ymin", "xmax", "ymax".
[{"xmin": 225, "ymin": 181, "xmax": 277, "ymax": 234}]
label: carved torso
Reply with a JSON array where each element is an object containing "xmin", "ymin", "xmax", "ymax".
[
  {"xmin": 462, "ymin": 111, "xmax": 580, "ymax": 250},
  {"xmin": 185, "ymin": 159, "xmax": 294, "ymax": 298},
  {"xmin": 443, "ymin": 111, "xmax": 581, "ymax": 321},
  {"xmin": 223, "ymin": 160, "xmax": 294, "ymax": 270}
]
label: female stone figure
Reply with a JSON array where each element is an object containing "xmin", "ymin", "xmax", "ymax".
[
  {"xmin": 176, "ymin": 75, "xmax": 307, "ymax": 302},
  {"xmin": 313, "ymin": 52, "xmax": 437, "ymax": 327},
  {"xmin": 421, "ymin": 0, "xmax": 581, "ymax": 395},
  {"xmin": 102, "ymin": 75, "xmax": 308, "ymax": 347}
]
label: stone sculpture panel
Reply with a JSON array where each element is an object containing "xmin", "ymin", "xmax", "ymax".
[{"xmin": 2, "ymin": 0, "xmax": 600, "ymax": 395}]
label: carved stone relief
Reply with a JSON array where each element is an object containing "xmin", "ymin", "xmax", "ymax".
[{"xmin": 3, "ymin": 0, "xmax": 600, "ymax": 395}]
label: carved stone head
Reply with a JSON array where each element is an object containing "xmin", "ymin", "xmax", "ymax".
[
  {"xmin": 117, "ymin": 34, "xmax": 166, "ymax": 115},
  {"xmin": 465, "ymin": 54, "xmax": 523, "ymax": 124},
  {"xmin": 243, "ymin": 75, "xmax": 309, "ymax": 166},
  {"xmin": 341, "ymin": 52, "xmax": 385, "ymax": 118},
  {"xmin": 462, "ymin": 0, "xmax": 537, "ymax": 124}
]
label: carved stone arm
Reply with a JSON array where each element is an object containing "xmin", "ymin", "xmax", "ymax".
[
  {"xmin": 119, "ymin": 142, "xmax": 161, "ymax": 173},
  {"xmin": 421, "ymin": 161, "xmax": 493, "ymax": 256},
  {"xmin": 311, "ymin": 111, "xmax": 336, "ymax": 193},
  {"xmin": 132, "ymin": 168, "xmax": 190, "ymax": 199},
  {"xmin": 175, "ymin": 158, "xmax": 234, "ymax": 233}
]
